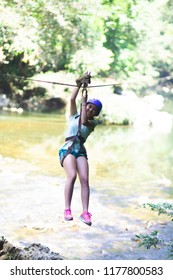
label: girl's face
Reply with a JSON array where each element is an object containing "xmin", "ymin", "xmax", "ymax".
[{"xmin": 86, "ymin": 103, "xmax": 98, "ymax": 119}]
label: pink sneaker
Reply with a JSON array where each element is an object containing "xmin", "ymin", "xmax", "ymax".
[
  {"xmin": 64, "ymin": 209, "xmax": 73, "ymax": 221},
  {"xmin": 79, "ymin": 211, "xmax": 92, "ymax": 226}
]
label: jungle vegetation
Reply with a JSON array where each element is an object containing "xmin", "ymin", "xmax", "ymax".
[{"xmin": 0, "ymin": 0, "xmax": 173, "ymax": 98}]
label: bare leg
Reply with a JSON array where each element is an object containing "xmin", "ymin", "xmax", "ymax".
[
  {"xmin": 63, "ymin": 154, "xmax": 77, "ymax": 209},
  {"xmin": 77, "ymin": 156, "xmax": 90, "ymax": 212}
]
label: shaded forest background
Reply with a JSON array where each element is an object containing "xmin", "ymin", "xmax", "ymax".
[{"xmin": 0, "ymin": 0, "xmax": 173, "ymax": 102}]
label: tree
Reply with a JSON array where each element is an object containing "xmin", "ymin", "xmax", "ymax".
[
  {"xmin": 0, "ymin": 0, "xmax": 104, "ymax": 95},
  {"xmin": 102, "ymin": 0, "xmax": 138, "ymax": 78},
  {"xmin": 1, "ymin": 0, "xmax": 173, "ymax": 97}
]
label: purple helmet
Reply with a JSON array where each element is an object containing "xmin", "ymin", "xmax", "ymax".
[{"xmin": 87, "ymin": 98, "xmax": 102, "ymax": 116}]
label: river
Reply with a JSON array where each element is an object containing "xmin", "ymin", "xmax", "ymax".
[{"xmin": 0, "ymin": 105, "xmax": 173, "ymax": 260}]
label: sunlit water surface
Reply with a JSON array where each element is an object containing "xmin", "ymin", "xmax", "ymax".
[{"xmin": 0, "ymin": 111, "xmax": 173, "ymax": 259}]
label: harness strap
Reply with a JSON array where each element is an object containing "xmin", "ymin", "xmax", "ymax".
[
  {"xmin": 65, "ymin": 135, "xmax": 85, "ymax": 144},
  {"xmin": 60, "ymin": 82, "xmax": 88, "ymax": 167},
  {"xmin": 60, "ymin": 135, "xmax": 85, "ymax": 167},
  {"xmin": 65, "ymin": 136, "xmax": 76, "ymax": 142}
]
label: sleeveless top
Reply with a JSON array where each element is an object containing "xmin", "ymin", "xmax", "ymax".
[{"xmin": 60, "ymin": 112, "xmax": 97, "ymax": 152}]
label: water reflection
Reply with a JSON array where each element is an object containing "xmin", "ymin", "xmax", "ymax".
[{"xmin": 89, "ymin": 124, "xmax": 173, "ymax": 187}]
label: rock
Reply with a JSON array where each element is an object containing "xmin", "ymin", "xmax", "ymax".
[
  {"xmin": 0, "ymin": 94, "xmax": 9, "ymax": 108},
  {"xmin": 42, "ymin": 97, "xmax": 66, "ymax": 112},
  {"xmin": 0, "ymin": 237, "xmax": 63, "ymax": 260}
]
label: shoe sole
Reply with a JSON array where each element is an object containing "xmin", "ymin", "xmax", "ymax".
[
  {"xmin": 64, "ymin": 217, "xmax": 73, "ymax": 221},
  {"xmin": 79, "ymin": 216, "xmax": 92, "ymax": 226}
]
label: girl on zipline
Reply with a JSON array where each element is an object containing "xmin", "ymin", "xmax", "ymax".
[{"xmin": 59, "ymin": 72, "xmax": 102, "ymax": 226}]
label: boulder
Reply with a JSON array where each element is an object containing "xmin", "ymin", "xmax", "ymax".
[{"xmin": 0, "ymin": 237, "xmax": 63, "ymax": 260}]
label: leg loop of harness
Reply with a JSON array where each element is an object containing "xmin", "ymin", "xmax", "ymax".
[{"xmin": 60, "ymin": 135, "xmax": 86, "ymax": 167}]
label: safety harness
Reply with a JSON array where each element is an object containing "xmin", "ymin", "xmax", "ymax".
[{"xmin": 60, "ymin": 83, "xmax": 88, "ymax": 167}]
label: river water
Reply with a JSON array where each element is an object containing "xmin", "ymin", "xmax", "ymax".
[{"xmin": 0, "ymin": 108, "xmax": 173, "ymax": 260}]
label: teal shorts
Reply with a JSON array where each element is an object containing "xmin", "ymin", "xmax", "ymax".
[{"xmin": 59, "ymin": 148, "xmax": 88, "ymax": 166}]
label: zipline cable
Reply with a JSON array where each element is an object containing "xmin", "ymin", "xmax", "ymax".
[{"xmin": 4, "ymin": 74, "xmax": 124, "ymax": 88}]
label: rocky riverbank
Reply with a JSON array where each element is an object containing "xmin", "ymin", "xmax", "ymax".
[
  {"xmin": 1, "ymin": 84, "xmax": 173, "ymax": 129},
  {"xmin": 0, "ymin": 237, "xmax": 63, "ymax": 260}
]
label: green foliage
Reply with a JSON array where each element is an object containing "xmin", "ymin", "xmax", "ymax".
[
  {"xmin": 0, "ymin": 0, "xmax": 106, "ymax": 96},
  {"xmin": 1, "ymin": 0, "xmax": 173, "ymax": 96},
  {"xmin": 102, "ymin": 0, "xmax": 138, "ymax": 76},
  {"xmin": 143, "ymin": 202, "xmax": 173, "ymax": 221},
  {"xmin": 137, "ymin": 201, "xmax": 173, "ymax": 258},
  {"xmin": 136, "ymin": 231, "xmax": 161, "ymax": 249}
]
